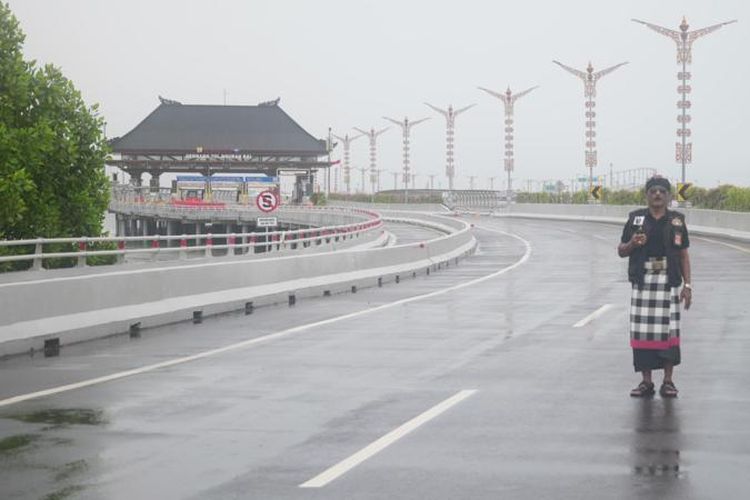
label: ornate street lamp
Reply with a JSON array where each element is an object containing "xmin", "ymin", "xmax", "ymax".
[
  {"xmin": 353, "ymin": 127, "xmax": 389, "ymax": 198},
  {"xmin": 478, "ymin": 85, "xmax": 538, "ymax": 202},
  {"xmin": 424, "ymin": 103, "xmax": 476, "ymax": 191},
  {"xmin": 554, "ymin": 60, "xmax": 627, "ymax": 197},
  {"xmin": 332, "ymin": 132, "xmax": 364, "ymax": 194},
  {"xmin": 382, "ymin": 116, "xmax": 430, "ymax": 203},
  {"xmin": 632, "ymin": 17, "xmax": 737, "ymax": 184}
]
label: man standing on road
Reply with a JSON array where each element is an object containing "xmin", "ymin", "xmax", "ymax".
[{"xmin": 618, "ymin": 176, "xmax": 692, "ymax": 398}]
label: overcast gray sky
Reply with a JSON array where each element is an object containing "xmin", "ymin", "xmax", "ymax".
[{"xmin": 8, "ymin": 0, "xmax": 748, "ymax": 189}]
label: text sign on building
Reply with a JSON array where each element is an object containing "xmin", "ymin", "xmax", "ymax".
[
  {"xmin": 256, "ymin": 217, "xmax": 278, "ymax": 228},
  {"xmin": 255, "ymin": 190, "xmax": 280, "ymax": 213}
]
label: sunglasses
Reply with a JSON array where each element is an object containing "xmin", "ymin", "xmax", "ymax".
[{"xmin": 647, "ymin": 187, "xmax": 668, "ymax": 195}]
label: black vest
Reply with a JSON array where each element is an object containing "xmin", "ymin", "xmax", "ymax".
[{"xmin": 624, "ymin": 208, "xmax": 687, "ymax": 288}]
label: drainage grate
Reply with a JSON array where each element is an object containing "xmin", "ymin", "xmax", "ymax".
[{"xmin": 44, "ymin": 338, "xmax": 60, "ymax": 357}]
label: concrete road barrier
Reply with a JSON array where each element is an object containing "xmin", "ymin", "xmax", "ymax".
[
  {"xmin": 0, "ymin": 214, "xmax": 475, "ymax": 358},
  {"xmin": 487, "ymin": 204, "xmax": 750, "ymax": 243}
]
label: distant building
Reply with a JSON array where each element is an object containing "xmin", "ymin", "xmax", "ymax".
[{"xmin": 108, "ymin": 97, "xmax": 331, "ymax": 197}]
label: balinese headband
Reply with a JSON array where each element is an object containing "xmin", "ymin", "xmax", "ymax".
[{"xmin": 645, "ymin": 177, "xmax": 671, "ymax": 192}]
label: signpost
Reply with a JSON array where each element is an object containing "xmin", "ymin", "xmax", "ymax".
[
  {"xmin": 676, "ymin": 182, "xmax": 692, "ymax": 202},
  {"xmin": 256, "ymin": 216, "xmax": 278, "ymax": 252},
  {"xmin": 256, "ymin": 217, "xmax": 278, "ymax": 228},
  {"xmin": 255, "ymin": 190, "xmax": 280, "ymax": 213},
  {"xmin": 255, "ymin": 191, "xmax": 280, "ymax": 252},
  {"xmin": 590, "ymin": 185, "xmax": 602, "ymax": 201}
]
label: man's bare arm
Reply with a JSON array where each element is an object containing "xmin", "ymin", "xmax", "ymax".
[
  {"xmin": 680, "ymin": 248, "xmax": 692, "ymax": 310},
  {"xmin": 680, "ymin": 248, "xmax": 691, "ymax": 284}
]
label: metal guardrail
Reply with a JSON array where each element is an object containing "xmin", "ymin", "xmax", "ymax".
[
  {"xmin": 109, "ymin": 199, "xmax": 379, "ymax": 220},
  {"xmin": 443, "ymin": 191, "xmax": 510, "ymax": 210},
  {"xmin": 0, "ymin": 212, "xmax": 475, "ymax": 357},
  {"xmin": 0, "ymin": 209, "xmax": 383, "ymax": 270}
]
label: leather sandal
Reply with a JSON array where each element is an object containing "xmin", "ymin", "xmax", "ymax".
[
  {"xmin": 630, "ymin": 381, "xmax": 655, "ymax": 397},
  {"xmin": 660, "ymin": 381, "xmax": 679, "ymax": 398}
]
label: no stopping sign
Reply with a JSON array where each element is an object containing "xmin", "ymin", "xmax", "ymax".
[{"xmin": 256, "ymin": 190, "xmax": 280, "ymax": 213}]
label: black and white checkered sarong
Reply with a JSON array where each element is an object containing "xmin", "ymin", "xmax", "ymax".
[{"xmin": 630, "ymin": 257, "xmax": 681, "ymax": 350}]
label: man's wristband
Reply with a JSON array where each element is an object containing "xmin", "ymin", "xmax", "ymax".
[{"xmin": 684, "ymin": 283, "xmax": 692, "ymax": 290}]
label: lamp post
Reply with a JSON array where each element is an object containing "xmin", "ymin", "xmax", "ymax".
[
  {"xmin": 632, "ymin": 17, "xmax": 737, "ymax": 184},
  {"xmin": 390, "ymin": 171, "xmax": 399, "ymax": 191},
  {"xmin": 332, "ymin": 132, "xmax": 364, "ymax": 194},
  {"xmin": 478, "ymin": 85, "xmax": 538, "ymax": 203},
  {"xmin": 424, "ymin": 102, "xmax": 476, "ymax": 191},
  {"xmin": 356, "ymin": 166, "xmax": 367, "ymax": 194},
  {"xmin": 553, "ymin": 60, "xmax": 627, "ymax": 199},
  {"xmin": 326, "ymin": 128, "xmax": 332, "ymax": 196},
  {"xmin": 382, "ymin": 116, "xmax": 430, "ymax": 203},
  {"xmin": 353, "ymin": 127, "xmax": 389, "ymax": 202}
]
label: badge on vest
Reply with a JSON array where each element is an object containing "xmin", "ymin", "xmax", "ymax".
[
  {"xmin": 671, "ymin": 218, "xmax": 683, "ymax": 226},
  {"xmin": 633, "ymin": 216, "xmax": 645, "ymax": 226}
]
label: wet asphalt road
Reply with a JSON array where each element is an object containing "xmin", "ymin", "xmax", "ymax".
[
  {"xmin": 385, "ymin": 221, "xmax": 446, "ymax": 245},
  {"xmin": 1, "ymin": 216, "xmax": 749, "ymax": 500}
]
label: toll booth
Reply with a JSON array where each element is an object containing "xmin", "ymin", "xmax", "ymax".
[
  {"xmin": 175, "ymin": 175, "xmax": 279, "ymax": 204},
  {"xmin": 245, "ymin": 176, "xmax": 280, "ymax": 205},
  {"xmin": 292, "ymin": 174, "xmax": 314, "ymax": 204}
]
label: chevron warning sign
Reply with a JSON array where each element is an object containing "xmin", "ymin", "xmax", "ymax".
[
  {"xmin": 677, "ymin": 182, "xmax": 692, "ymax": 202},
  {"xmin": 589, "ymin": 185, "xmax": 602, "ymax": 201}
]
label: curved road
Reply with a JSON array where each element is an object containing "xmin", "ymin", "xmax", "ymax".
[
  {"xmin": 0, "ymin": 216, "xmax": 748, "ymax": 500},
  {"xmin": 385, "ymin": 221, "xmax": 448, "ymax": 245}
]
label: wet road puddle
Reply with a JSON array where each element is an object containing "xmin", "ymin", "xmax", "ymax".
[
  {"xmin": 6, "ymin": 408, "xmax": 106, "ymax": 428},
  {"xmin": 40, "ymin": 484, "xmax": 87, "ymax": 500},
  {"xmin": 0, "ymin": 433, "xmax": 40, "ymax": 453},
  {"xmin": 0, "ymin": 409, "xmax": 104, "ymax": 499}
]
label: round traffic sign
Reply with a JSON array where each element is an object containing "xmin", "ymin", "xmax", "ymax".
[{"xmin": 255, "ymin": 190, "xmax": 280, "ymax": 213}]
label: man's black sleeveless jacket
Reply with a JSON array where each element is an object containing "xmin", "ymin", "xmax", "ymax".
[{"xmin": 621, "ymin": 208, "xmax": 689, "ymax": 288}]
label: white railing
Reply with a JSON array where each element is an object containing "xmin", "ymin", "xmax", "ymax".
[
  {"xmin": 109, "ymin": 199, "xmax": 378, "ymax": 223},
  {"xmin": 0, "ymin": 213, "xmax": 475, "ymax": 357},
  {"xmin": 442, "ymin": 190, "xmax": 511, "ymax": 210},
  {"xmin": 0, "ymin": 214, "xmax": 383, "ymax": 271}
]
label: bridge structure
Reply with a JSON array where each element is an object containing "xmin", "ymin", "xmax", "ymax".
[
  {"xmin": 0, "ymin": 197, "xmax": 749, "ymax": 499},
  {"xmin": 0, "ymin": 201, "xmax": 474, "ymax": 358}
]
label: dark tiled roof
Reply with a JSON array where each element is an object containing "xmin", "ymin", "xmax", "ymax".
[{"xmin": 111, "ymin": 102, "xmax": 327, "ymax": 155}]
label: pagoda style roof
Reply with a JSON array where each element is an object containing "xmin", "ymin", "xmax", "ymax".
[{"xmin": 110, "ymin": 99, "xmax": 328, "ymax": 156}]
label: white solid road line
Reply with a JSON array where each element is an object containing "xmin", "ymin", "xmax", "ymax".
[
  {"xmin": 299, "ymin": 389, "xmax": 478, "ymax": 488},
  {"xmin": 0, "ymin": 230, "xmax": 530, "ymax": 408},
  {"xmin": 573, "ymin": 304, "xmax": 614, "ymax": 328}
]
